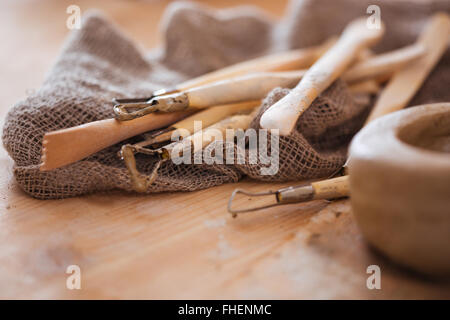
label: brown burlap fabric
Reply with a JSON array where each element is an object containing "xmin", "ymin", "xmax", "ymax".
[{"xmin": 2, "ymin": 0, "xmax": 449, "ymax": 199}]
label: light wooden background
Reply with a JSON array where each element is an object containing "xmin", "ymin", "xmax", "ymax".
[{"xmin": 1, "ymin": 0, "xmax": 449, "ymax": 299}]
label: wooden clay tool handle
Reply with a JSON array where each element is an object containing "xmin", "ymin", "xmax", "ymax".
[
  {"xmin": 139, "ymin": 100, "xmax": 259, "ymax": 146},
  {"xmin": 185, "ymin": 71, "xmax": 306, "ymax": 108},
  {"xmin": 162, "ymin": 112, "xmax": 254, "ymax": 159},
  {"xmin": 228, "ymin": 175, "xmax": 350, "ymax": 215},
  {"xmin": 40, "ymin": 111, "xmax": 194, "ymax": 171},
  {"xmin": 174, "ymin": 38, "xmax": 336, "ymax": 92},
  {"xmin": 365, "ymin": 12, "xmax": 450, "ymax": 124},
  {"xmin": 278, "ymin": 176, "xmax": 350, "ymax": 204},
  {"xmin": 348, "ymin": 79, "xmax": 380, "ymax": 95},
  {"xmin": 343, "ymin": 43, "xmax": 425, "ymax": 83},
  {"xmin": 172, "ymin": 100, "xmax": 259, "ymax": 135},
  {"xmin": 259, "ymin": 17, "xmax": 385, "ymax": 135},
  {"xmin": 114, "ymin": 70, "xmax": 306, "ymax": 117},
  {"xmin": 189, "ymin": 43, "xmax": 424, "ymax": 106}
]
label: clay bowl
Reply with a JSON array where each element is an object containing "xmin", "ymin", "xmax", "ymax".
[{"xmin": 348, "ymin": 103, "xmax": 450, "ymax": 276}]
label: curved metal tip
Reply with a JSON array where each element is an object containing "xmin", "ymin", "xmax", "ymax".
[
  {"xmin": 121, "ymin": 144, "xmax": 163, "ymax": 193},
  {"xmin": 227, "ymin": 188, "xmax": 280, "ymax": 217},
  {"xmin": 113, "ymin": 100, "xmax": 159, "ymax": 121},
  {"xmin": 112, "ymin": 97, "xmax": 154, "ymax": 105}
]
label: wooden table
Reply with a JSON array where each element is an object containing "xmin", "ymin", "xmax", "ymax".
[{"xmin": 1, "ymin": 0, "xmax": 449, "ymax": 299}]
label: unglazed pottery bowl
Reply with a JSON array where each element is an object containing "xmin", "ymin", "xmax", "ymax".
[{"xmin": 349, "ymin": 103, "xmax": 450, "ymax": 276}]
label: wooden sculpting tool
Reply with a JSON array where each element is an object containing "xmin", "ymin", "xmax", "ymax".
[
  {"xmin": 228, "ymin": 176, "xmax": 349, "ymax": 216},
  {"xmin": 113, "ymin": 38, "xmax": 336, "ymax": 105},
  {"xmin": 40, "ymin": 110, "xmax": 195, "ymax": 171},
  {"xmin": 122, "ymin": 112, "xmax": 256, "ymax": 192},
  {"xmin": 113, "ymin": 70, "xmax": 307, "ymax": 120},
  {"xmin": 228, "ymin": 12, "xmax": 450, "ymax": 216},
  {"xmin": 171, "ymin": 38, "xmax": 337, "ymax": 92},
  {"xmin": 259, "ymin": 17, "xmax": 385, "ymax": 135},
  {"xmin": 343, "ymin": 43, "xmax": 425, "ymax": 84},
  {"xmin": 347, "ymin": 79, "xmax": 380, "ymax": 95},
  {"xmin": 135, "ymin": 100, "xmax": 259, "ymax": 146},
  {"xmin": 364, "ymin": 12, "xmax": 450, "ymax": 123}
]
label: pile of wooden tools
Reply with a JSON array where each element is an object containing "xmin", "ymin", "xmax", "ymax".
[
  {"xmin": 37, "ymin": 12, "xmax": 450, "ymax": 276},
  {"xmin": 39, "ymin": 13, "xmax": 449, "ymax": 200},
  {"xmin": 228, "ymin": 13, "xmax": 450, "ymax": 215}
]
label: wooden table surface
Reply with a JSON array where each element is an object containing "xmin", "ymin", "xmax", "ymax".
[{"xmin": 1, "ymin": 0, "xmax": 449, "ymax": 299}]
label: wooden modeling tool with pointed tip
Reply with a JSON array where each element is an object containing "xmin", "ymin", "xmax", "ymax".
[{"xmin": 259, "ymin": 17, "xmax": 385, "ymax": 135}]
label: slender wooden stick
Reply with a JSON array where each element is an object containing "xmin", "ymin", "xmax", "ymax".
[
  {"xmin": 137, "ymin": 100, "xmax": 259, "ymax": 145},
  {"xmin": 186, "ymin": 44, "xmax": 422, "ymax": 104},
  {"xmin": 174, "ymin": 38, "xmax": 336, "ymax": 92},
  {"xmin": 344, "ymin": 43, "xmax": 425, "ymax": 83},
  {"xmin": 143, "ymin": 78, "xmax": 380, "ymax": 147},
  {"xmin": 259, "ymin": 17, "xmax": 385, "ymax": 135},
  {"xmin": 172, "ymin": 113, "xmax": 255, "ymax": 157},
  {"xmin": 185, "ymin": 71, "xmax": 306, "ymax": 108},
  {"xmin": 348, "ymin": 79, "xmax": 380, "ymax": 95},
  {"xmin": 365, "ymin": 12, "xmax": 450, "ymax": 123}
]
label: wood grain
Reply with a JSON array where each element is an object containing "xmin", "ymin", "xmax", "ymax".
[{"xmin": 1, "ymin": 0, "xmax": 449, "ymax": 299}]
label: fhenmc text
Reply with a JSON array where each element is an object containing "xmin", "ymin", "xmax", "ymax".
[
  {"xmin": 223, "ymin": 305, "xmax": 271, "ymax": 315},
  {"xmin": 178, "ymin": 304, "xmax": 272, "ymax": 317}
]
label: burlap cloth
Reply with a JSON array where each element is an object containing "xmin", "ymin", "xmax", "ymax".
[{"xmin": 3, "ymin": 0, "xmax": 449, "ymax": 199}]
